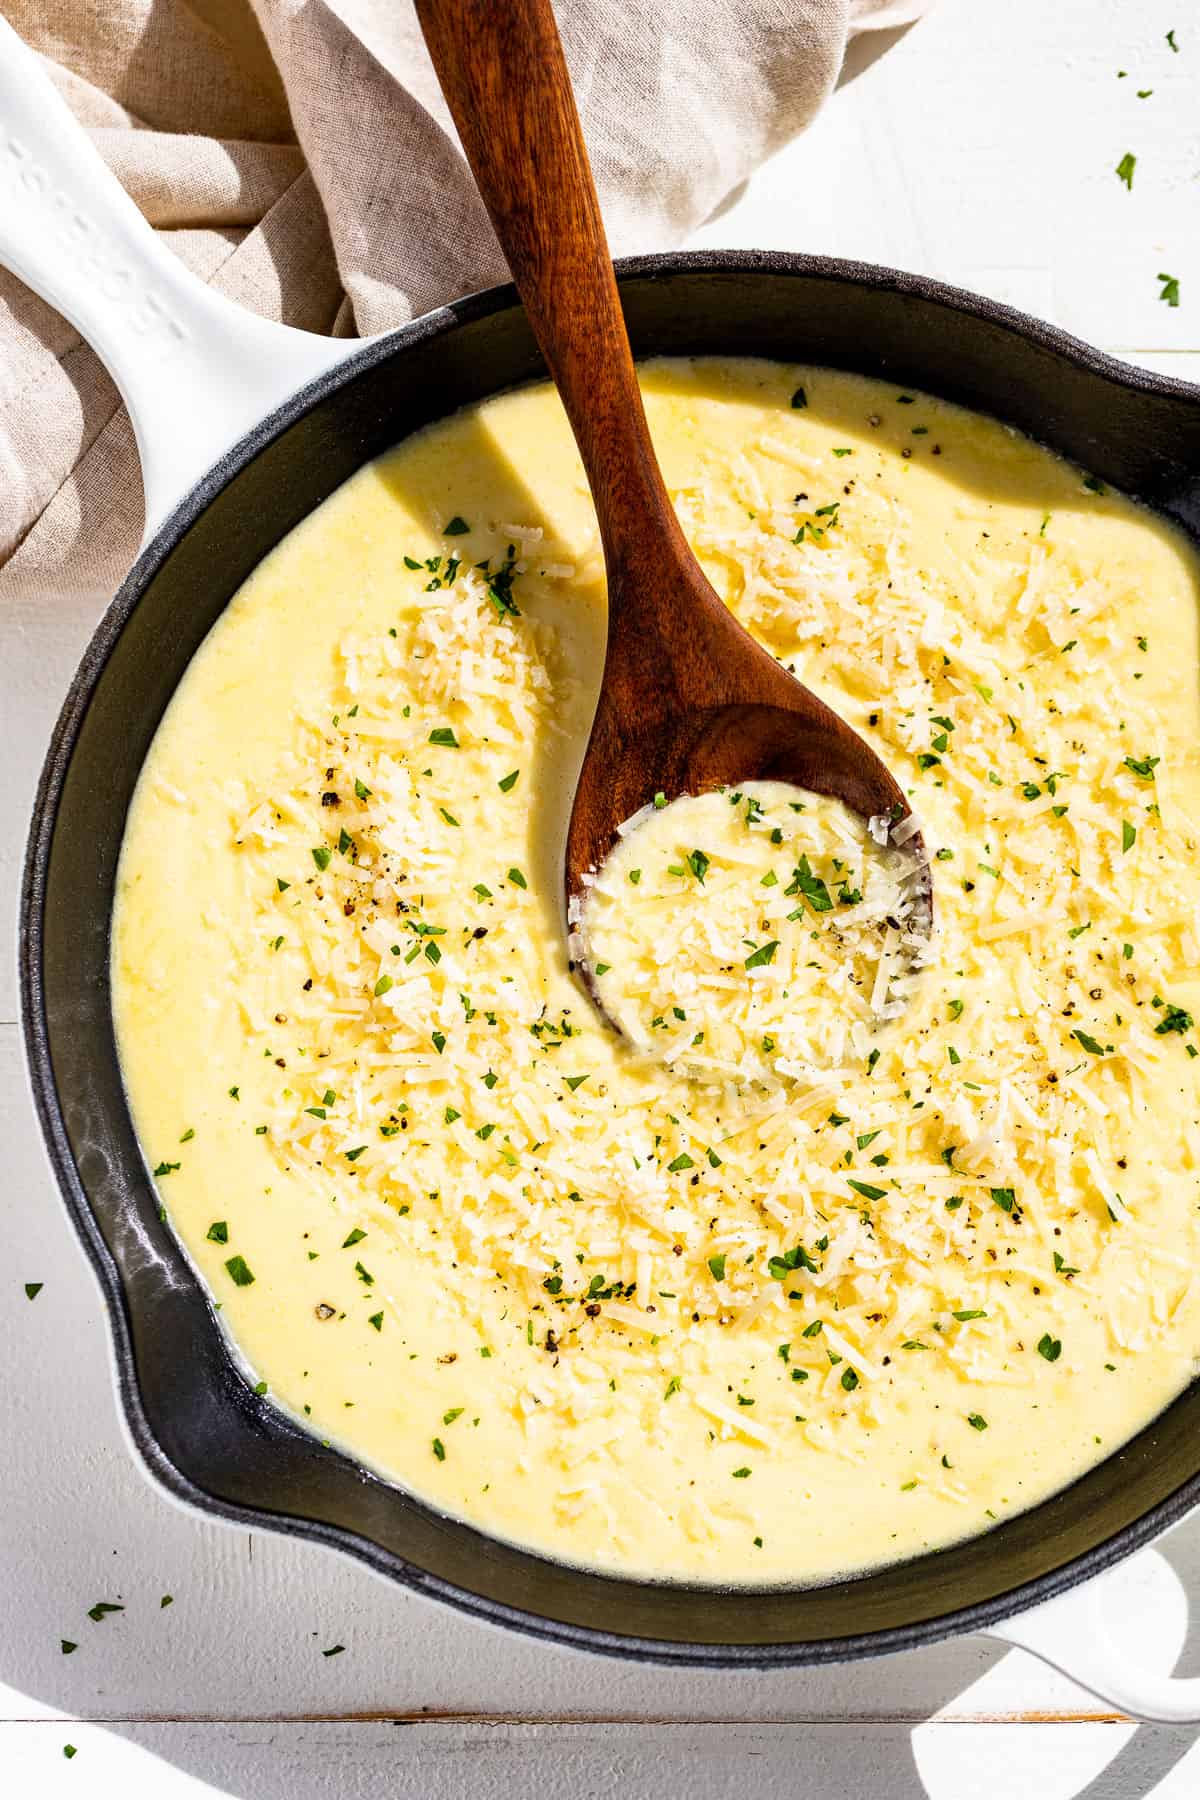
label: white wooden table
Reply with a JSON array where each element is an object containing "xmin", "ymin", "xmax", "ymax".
[{"xmin": 4, "ymin": 0, "xmax": 1200, "ymax": 1791}]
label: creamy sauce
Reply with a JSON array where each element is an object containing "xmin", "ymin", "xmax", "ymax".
[{"xmin": 113, "ymin": 359, "xmax": 1200, "ymax": 1584}]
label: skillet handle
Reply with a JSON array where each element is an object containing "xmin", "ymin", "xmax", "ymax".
[
  {"xmin": 0, "ymin": 16, "xmax": 357, "ymax": 549},
  {"xmin": 987, "ymin": 1559, "xmax": 1200, "ymax": 1723}
]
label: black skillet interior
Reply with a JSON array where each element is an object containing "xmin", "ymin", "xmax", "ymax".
[{"xmin": 20, "ymin": 252, "xmax": 1200, "ymax": 1666}]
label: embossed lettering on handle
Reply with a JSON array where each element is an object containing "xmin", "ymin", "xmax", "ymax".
[{"xmin": 1, "ymin": 127, "xmax": 188, "ymax": 354}]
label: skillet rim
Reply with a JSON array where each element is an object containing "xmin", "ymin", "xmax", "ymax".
[{"xmin": 18, "ymin": 247, "xmax": 1200, "ymax": 1667}]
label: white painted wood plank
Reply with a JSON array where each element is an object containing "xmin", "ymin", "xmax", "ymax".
[{"xmin": 2, "ymin": 1718, "xmax": 1200, "ymax": 1800}]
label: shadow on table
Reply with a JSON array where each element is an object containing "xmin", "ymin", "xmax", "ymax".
[
  {"xmin": 839, "ymin": 20, "xmax": 917, "ymax": 90},
  {"xmin": 703, "ymin": 18, "xmax": 920, "ymax": 231}
]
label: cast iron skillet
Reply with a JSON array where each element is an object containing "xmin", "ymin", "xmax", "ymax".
[
  {"xmin": 7, "ymin": 16, "xmax": 1200, "ymax": 1697},
  {"xmin": 22, "ymin": 250, "xmax": 1200, "ymax": 1667}
]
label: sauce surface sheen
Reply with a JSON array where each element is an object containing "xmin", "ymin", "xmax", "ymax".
[{"xmin": 113, "ymin": 358, "xmax": 1200, "ymax": 1584}]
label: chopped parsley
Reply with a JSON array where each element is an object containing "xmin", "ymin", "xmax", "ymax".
[
  {"xmin": 786, "ymin": 855, "xmax": 833, "ymax": 912},
  {"xmin": 847, "ymin": 1179, "xmax": 886, "ymax": 1201},
  {"xmin": 769, "ymin": 1243, "xmax": 820, "ymax": 1279},
  {"xmin": 744, "ymin": 939, "xmax": 779, "ymax": 970},
  {"xmin": 1153, "ymin": 1001, "xmax": 1193, "ymax": 1036}
]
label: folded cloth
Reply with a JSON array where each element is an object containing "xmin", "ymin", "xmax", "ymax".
[{"xmin": 0, "ymin": 0, "xmax": 929, "ymax": 604}]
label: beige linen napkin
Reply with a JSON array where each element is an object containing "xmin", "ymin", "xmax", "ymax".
[{"xmin": 0, "ymin": 0, "xmax": 927, "ymax": 604}]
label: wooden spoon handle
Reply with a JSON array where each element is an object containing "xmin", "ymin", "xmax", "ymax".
[{"xmin": 414, "ymin": 0, "xmax": 682, "ymax": 579}]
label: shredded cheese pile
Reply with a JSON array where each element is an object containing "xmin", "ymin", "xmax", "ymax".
[{"xmin": 582, "ymin": 784, "xmax": 927, "ymax": 1082}]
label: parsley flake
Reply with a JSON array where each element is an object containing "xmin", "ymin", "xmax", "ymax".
[{"xmin": 744, "ymin": 939, "xmax": 780, "ymax": 970}]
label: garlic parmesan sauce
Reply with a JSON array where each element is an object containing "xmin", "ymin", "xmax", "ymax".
[{"xmin": 113, "ymin": 359, "xmax": 1200, "ymax": 1584}]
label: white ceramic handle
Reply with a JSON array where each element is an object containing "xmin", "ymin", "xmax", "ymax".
[
  {"xmin": 0, "ymin": 15, "xmax": 360, "ymax": 547},
  {"xmin": 988, "ymin": 1567, "xmax": 1200, "ymax": 1723}
]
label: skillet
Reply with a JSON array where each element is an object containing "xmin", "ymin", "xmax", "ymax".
[{"xmin": 6, "ymin": 14, "xmax": 1200, "ymax": 1717}]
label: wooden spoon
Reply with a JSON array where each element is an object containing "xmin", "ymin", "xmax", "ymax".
[{"xmin": 416, "ymin": 0, "xmax": 929, "ymax": 976}]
